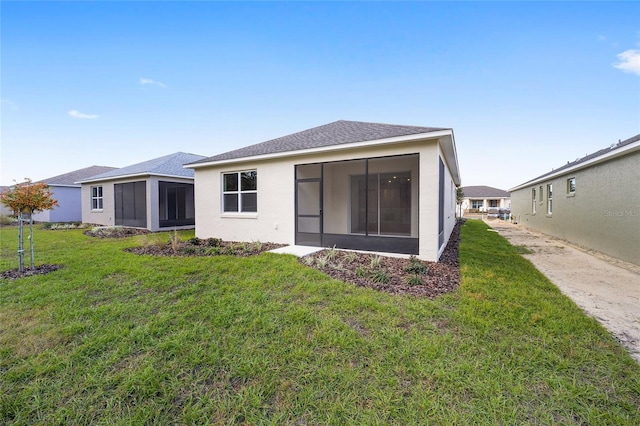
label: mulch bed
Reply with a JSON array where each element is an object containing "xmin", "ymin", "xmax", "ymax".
[
  {"xmin": 84, "ymin": 227, "xmax": 151, "ymax": 238},
  {"xmin": 300, "ymin": 220, "xmax": 461, "ymax": 298},
  {"xmin": 1, "ymin": 264, "xmax": 63, "ymax": 280},
  {"xmin": 125, "ymin": 238, "xmax": 286, "ymax": 257}
]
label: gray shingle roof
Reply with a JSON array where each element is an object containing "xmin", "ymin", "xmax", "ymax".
[
  {"xmin": 517, "ymin": 133, "xmax": 640, "ymax": 187},
  {"xmin": 461, "ymin": 186, "xmax": 510, "ymax": 198},
  {"xmin": 188, "ymin": 120, "xmax": 448, "ymax": 165},
  {"xmin": 78, "ymin": 152, "xmax": 206, "ymax": 183},
  {"xmin": 35, "ymin": 165, "xmax": 118, "ymax": 186}
]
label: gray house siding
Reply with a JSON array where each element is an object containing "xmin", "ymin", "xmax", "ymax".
[{"xmin": 511, "ymin": 149, "xmax": 639, "ymax": 266}]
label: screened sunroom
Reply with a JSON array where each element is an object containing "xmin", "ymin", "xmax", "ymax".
[{"xmin": 295, "ymin": 153, "xmax": 419, "ymax": 254}]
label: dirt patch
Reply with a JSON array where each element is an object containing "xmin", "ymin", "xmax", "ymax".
[
  {"xmin": 1, "ymin": 264, "xmax": 63, "ymax": 280},
  {"xmin": 487, "ymin": 220, "xmax": 640, "ymax": 364},
  {"xmin": 299, "ymin": 220, "xmax": 461, "ymax": 298}
]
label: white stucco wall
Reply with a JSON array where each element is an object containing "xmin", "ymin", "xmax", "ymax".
[{"xmin": 194, "ymin": 138, "xmax": 458, "ymax": 261}]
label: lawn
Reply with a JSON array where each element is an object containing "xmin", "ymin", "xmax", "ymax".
[{"xmin": 1, "ymin": 220, "xmax": 639, "ymax": 425}]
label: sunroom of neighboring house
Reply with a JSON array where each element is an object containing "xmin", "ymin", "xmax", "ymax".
[
  {"xmin": 509, "ymin": 134, "xmax": 640, "ymax": 267},
  {"xmin": 186, "ymin": 120, "xmax": 462, "ymax": 262},
  {"xmin": 77, "ymin": 152, "xmax": 206, "ymax": 232},
  {"xmin": 459, "ymin": 185, "xmax": 510, "ymax": 215},
  {"xmin": 26, "ymin": 166, "xmax": 119, "ymax": 223}
]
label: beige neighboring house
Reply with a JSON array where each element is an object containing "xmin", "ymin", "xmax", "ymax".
[
  {"xmin": 186, "ymin": 120, "xmax": 461, "ymax": 262},
  {"xmin": 459, "ymin": 185, "xmax": 510, "ymax": 215},
  {"xmin": 77, "ymin": 152, "xmax": 206, "ymax": 232},
  {"xmin": 509, "ymin": 133, "xmax": 640, "ymax": 267},
  {"xmin": 0, "ymin": 186, "xmax": 12, "ymax": 216}
]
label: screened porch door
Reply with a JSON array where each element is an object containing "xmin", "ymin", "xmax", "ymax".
[{"xmin": 295, "ymin": 164, "xmax": 322, "ymax": 247}]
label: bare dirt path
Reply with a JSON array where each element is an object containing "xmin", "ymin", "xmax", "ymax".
[{"xmin": 486, "ymin": 220, "xmax": 640, "ymax": 364}]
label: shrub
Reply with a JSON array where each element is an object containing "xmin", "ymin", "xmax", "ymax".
[
  {"xmin": 370, "ymin": 269, "xmax": 389, "ymax": 284},
  {"xmin": 187, "ymin": 237, "xmax": 202, "ymax": 246},
  {"xmin": 369, "ymin": 255, "xmax": 382, "ymax": 269},
  {"xmin": 206, "ymin": 238, "xmax": 222, "ymax": 247},
  {"xmin": 405, "ymin": 273, "xmax": 423, "ymax": 286},
  {"xmin": 404, "ymin": 256, "xmax": 429, "ymax": 275}
]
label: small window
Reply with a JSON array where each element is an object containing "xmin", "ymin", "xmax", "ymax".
[
  {"xmin": 91, "ymin": 186, "xmax": 103, "ymax": 210},
  {"xmin": 567, "ymin": 177, "xmax": 576, "ymax": 194},
  {"xmin": 547, "ymin": 183, "xmax": 553, "ymax": 215},
  {"xmin": 488, "ymin": 199, "xmax": 498, "ymax": 208},
  {"xmin": 222, "ymin": 170, "xmax": 257, "ymax": 213},
  {"xmin": 532, "ymin": 188, "xmax": 536, "ymax": 213}
]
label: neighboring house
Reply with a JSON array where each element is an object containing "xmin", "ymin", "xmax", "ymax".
[
  {"xmin": 186, "ymin": 120, "xmax": 461, "ymax": 262},
  {"xmin": 0, "ymin": 186, "xmax": 12, "ymax": 216},
  {"xmin": 27, "ymin": 166, "xmax": 119, "ymax": 223},
  {"xmin": 509, "ymin": 134, "xmax": 640, "ymax": 267},
  {"xmin": 77, "ymin": 152, "xmax": 206, "ymax": 232},
  {"xmin": 459, "ymin": 185, "xmax": 510, "ymax": 214}
]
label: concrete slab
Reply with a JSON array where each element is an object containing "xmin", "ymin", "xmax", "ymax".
[
  {"xmin": 269, "ymin": 245, "xmax": 324, "ymax": 257},
  {"xmin": 486, "ymin": 220, "xmax": 640, "ymax": 364}
]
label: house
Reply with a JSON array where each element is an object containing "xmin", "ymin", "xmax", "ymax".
[
  {"xmin": 459, "ymin": 185, "xmax": 510, "ymax": 215},
  {"xmin": 28, "ymin": 166, "xmax": 119, "ymax": 223},
  {"xmin": 77, "ymin": 152, "xmax": 206, "ymax": 232},
  {"xmin": 185, "ymin": 120, "xmax": 461, "ymax": 261},
  {"xmin": 0, "ymin": 186, "xmax": 12, "ymax": 217},
  {"xmin": 509, "ymin": 134, "xmax": 640, "ymax": 267}
]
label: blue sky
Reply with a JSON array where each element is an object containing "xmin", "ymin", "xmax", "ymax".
[{"xmin": 2, "ymin": 1, "xmax": 639, "ymax": 190}]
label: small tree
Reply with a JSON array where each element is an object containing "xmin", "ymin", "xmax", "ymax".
[
  {"xmin": 456, "ymin": 187, "xmax": 465, "ymax": 218},
  {"xmin": 0, "ymin": 178, "xmax": 59, "ymax": 272}
]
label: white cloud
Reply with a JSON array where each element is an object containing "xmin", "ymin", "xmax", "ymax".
[
  {"xmin": 139, "ymin": 77, "xmax": 167, "ymax": 88},
  {"xmin": 613, "ymin": 49, "xmax": 640, "ymax": 75},
  {"xmin": 68, "ymin": 109, "xmax": 99, "ymax": 119}
]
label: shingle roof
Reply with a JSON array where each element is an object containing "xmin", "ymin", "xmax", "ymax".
[
  {"xmin": 77, "ymin": 152, "xmax": 206, "ymax": 183},
  {"xmin": 461, "ymin": 185, "xmax": 510, "ymax": 198},
  {"xmin": 188, "ymin": 120, "xmax": 448, "ymax": 165},
  {"xmin": 35, "ymin": 165, "xmax": 118, "ymax": 186},
  {"xmin": 516, "ymin": 133, "xmax": 640, "ymax": 187}
]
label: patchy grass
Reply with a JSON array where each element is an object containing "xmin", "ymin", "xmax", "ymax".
[
  {"xmin": 1, "ymin": 222, "xmax": 639, "ymax": 424},
  {"xmin": 514, "ymin": 244, "xmax": 534, "ymax": 254}
]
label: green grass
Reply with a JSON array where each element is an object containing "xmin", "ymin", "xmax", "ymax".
[{"xmin": 1, "ymin": 221, "xmax": 639, "ymax": 425}]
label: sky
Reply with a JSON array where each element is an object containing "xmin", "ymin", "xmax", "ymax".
[{"xmin": 1, "ymin": 1, "xmax": 639, "ymax": 191}]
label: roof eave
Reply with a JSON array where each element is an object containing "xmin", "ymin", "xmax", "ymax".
[
  {"xmin": 509, "ymin": 139, "xmax": 640, "ymax": 192},
  {"xmin": 76, "ymin": 172, "xmax": 195, "ymax": 184},
  {"xmin": 186, "ymin": 129, "xmax": 455, "ymax": 169}
]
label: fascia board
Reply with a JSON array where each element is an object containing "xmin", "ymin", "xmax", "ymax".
[
  {"xmin": 185, "ymin": 130, "xmax": 454, "ymax": 169},
  {"xmin": 509, "ymin": 140, "xmax": 640, "ymax": 192},
  {"xmin": 75, "ymin": 172, "xmax": 194, "ymax": 185}
]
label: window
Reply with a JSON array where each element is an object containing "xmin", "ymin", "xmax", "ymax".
[
  {"xmin": 223, "ymin": 171, "xmax": 257, "ymax": 213},
  {"xmin": 471, "ymin": 200, "xmax": 483, "ymax": 209},
  {"xmin": 547, "ymin": 183, "xmax": 553, "ymax": 214},
  {"xmin": 532, "ymin": 188, "xmax": 536, "ymax": 213},
  {"xmin": 488, "ymin": 199, "xmax": 498, "ymax": 208},
  {"xmin": 91, "ymin": 186, "xmax": 103, "ymax": 210},
  {"xmin": 567, "ymin": 177, "xmax": 576, "ymax": 194}
]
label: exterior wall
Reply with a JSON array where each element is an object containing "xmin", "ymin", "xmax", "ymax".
[
  {"xmin": 194, "ymin": 139, "xmax": 454, "ymax": 261},
  {"xmin": 32, "ymin": 186, "xmax": 81, "ymax": 223},
  {"xmin": 511, "ymin": 151, "xmax": 640, "ymax": 266},
  {"xmin": 438, "ymin": 144, "xmax": 458, "ymax": 259},
  {"xmin": 82, "ymin": 176, "xmax": 196, "ymax": 231}
]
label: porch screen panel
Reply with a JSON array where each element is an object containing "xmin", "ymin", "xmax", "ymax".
[
  {"xmin": 159, "ymin": 181, "xmax": 195, "ymax": 227},
  {"xmin": 323, "ymin": 159, "xmax": 366, "ymax": 235},
  {"xmin": 114, "ymin": 181, "xmax": 147, "ymax": 228}
]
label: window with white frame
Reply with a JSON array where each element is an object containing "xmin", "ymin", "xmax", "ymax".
[
  {"xmin": 222, "ymin": 171, "xmax": 257, "ymax": 213},
  {"xmin": 488, "ymin": 199, "xmax": 498, "ymax": 208},
  {"xmin": 471, "ymin": 200, "xmax": 483, "ymax": 209},
  {"xmin": 91, "ymin": 186, "xmax": 103, "ymax": 210},
  {"xmin": 547, "ymin": 183, "xmax": 553, "ymax": 214},
  {"xmin": 532, "ymin": 188, "xmax": 536, "ymax": 213},
  {"xmin": 567, "ymin": 177, "xmax": 576, "ymax": 194}
]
